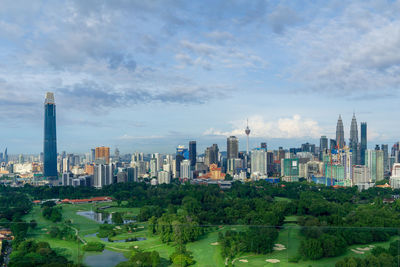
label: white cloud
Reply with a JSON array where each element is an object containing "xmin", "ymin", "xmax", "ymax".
[
  {"xmin": 284, "ymin": 1, "xmax": 400, "ymax": 96},
  {"xmin": 204, "ymin": 115, "xmax": 322, "ymax": 139},
  {"xmin": 176, "ymin": 40, "xmax": 267, "ymax": 70}
]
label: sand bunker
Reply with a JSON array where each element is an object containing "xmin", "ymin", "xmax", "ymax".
[
  {"xmin": 357, "ymin": 247, "xmax": 371, "ymax": 251},
  {"xmin": 351, "ymin": 249, "xmax": 364, "ymax": 254},
  {"xmin": 273, "ymin": 244, "xmax": 286, "ymax": 251},
  {"xmin": 239, "ymin": 259, "xmax": 248, "ymax": 263},
  {"xmin": 211, "ymin": 242, "xmax": 219, "ymax": 246},
  {"xmin": 266, "ymin": 259, "xmax": 280, "ymax": 263}
]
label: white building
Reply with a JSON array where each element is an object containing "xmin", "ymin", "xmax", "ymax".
[
  {"xmin": 180, "ymin": 160, "xmax": 191, "ymax": 179},
  {"xmin": 150, "ymin": 158, "xmax": 158, "ymax": 178},
  {"xmin": 158, "ymin": 171, "xmax": 171, "ymax": 184},
  {"xmin": 390, "ymin": 163, "xmax": 400, "ymax": 189},
  {"xmin": 93, "ymin": 163, "xmax": 115, "ymax": 188},
  {"xmin": 62, "ymin": 172, "xmax": 73, "ymax": 186},
  {"xmin": 352, "ymin": 165, "xmax": 374, "ymax": 190},
  {"xmin": 251, "ymin": 148, "xmax": 267, "ymax": 176}
]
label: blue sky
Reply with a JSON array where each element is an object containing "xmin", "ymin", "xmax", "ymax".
[{"xmin": 0, "ymin": 0, "xmax": 399, "ymax": 154}]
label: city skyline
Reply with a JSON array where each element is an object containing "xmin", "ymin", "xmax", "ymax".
[{"xmin": 1, "ymin": 1, "xmax": 400, "ymax": 153}]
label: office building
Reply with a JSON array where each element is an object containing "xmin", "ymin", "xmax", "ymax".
[
  {"xmin": 381, "ymin": 144, "xmax": 389, "ymax": 172},
  {"xmin": 205, "ymin": 144, "xmax": 219, "ymax": 166},
  {"xmin": 176, "ymin": 145, "xmax": 189, "ymax": 159},
  {"xmin": 43, "ymin": 92, "xmax": 58, "ymax": 178},
  {"xmin": 360, "ymin": 122, "xmax": 367, "ymax": 165},
  {"xmin": 126, "ymin": 167, "xmax": 138, "ymax": 182},
  {"xmin": 227, "ymin": 136, "xmax": 239, "ymax": 160},
  {"xmin": 319, "ymin": 136, "xmax": 328, "ymax": 160},
  {"xmin": 95, "ymin": 146, "xmax": 110, "ymax": 164},
  {"xmin": 189, "ymin": 141, "xmax": 197, "ymax": 168}
]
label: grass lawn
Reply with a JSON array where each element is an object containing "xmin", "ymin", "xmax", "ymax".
[
  {"xmin": 187, "ymin": 229, "xmax": 225, "ymax": 267},
  {"xmin": 232, "ymin": 224, "xmax": 400, "ymax": 267},
  {"xmin": 275, "ymin": 197, "xmax": 292, "ymax": 202},
  {"xmin": 24, "ymin": 205, "xmax": 90, "ymax": 263},
  {"xmin": 25, "ymin": 203, "xmax": 400, "ymax": 267}
]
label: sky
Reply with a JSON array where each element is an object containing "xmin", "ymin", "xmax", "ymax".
[{"xmin": 1, "ymin": 0, "xmax": 400, "ymax": 154}]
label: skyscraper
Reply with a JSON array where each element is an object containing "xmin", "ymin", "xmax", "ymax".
[
  {"xmin": 360, "ymin": 122, "xmax": 367, "ymax": 165},
  {"xmin": 365, "ymin": 149, "xmax": 384, "ymax": 181},
  {"xmin": 205, "ymin": 144, "xmax": 219, "ymax": 166},
  {"xmin": 3, "ymin": 148, "xmax": 7, "ymax": 164},
  {"xmin": 349, "ymin": 113, "xmax": 359, "ymax": 164},
  {"xmin": 336, "ymin": 115, "xmax": 344, "ymax": 149},
  {"xmin": 381, "ymin": 144, "xmax": 389, "ymax": 172},
  {"xmin": 189, "ymin": 141, "xmax": 197, "ymax": 168},
  {"xmin": 320, "ymin": 136, "xmax": 328, "ymax": 161},
  {"xmin": 43, "ymin": 92, "xmax": 57, "ymax": 178},
  {"xmin": 251, "ymin": 148, "xmax": 267, "ymax": 176},
  {"xmin": 95, "ymin": 146, "xmax": 110, "ymax": 164},
  {"xmin": 227, "ymin": 136, "xmax": 239, "ymax": 160}
]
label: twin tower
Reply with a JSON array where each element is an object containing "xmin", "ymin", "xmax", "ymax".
[{"xmin": 336, "ymin": 114, "xmax": 367, "ymax": 165}]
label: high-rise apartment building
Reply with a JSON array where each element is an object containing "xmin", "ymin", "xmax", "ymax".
[
  {"xmin": 95, "ymin": 146, "xmax": 110, "ymax": 164},
  {"xmin": 93, "ymin": 163, "xmax": 115, "ymax": 188},
  {"xmin": 251, "ymin": 148, "xmax": 268, "ymax": 177},
  {"xmin": 180, "ymin": 159, "xmax": 191, "ymax": 179},
  {"xmin": 43, "ymin": 92, "xmax": 58, "ymax": 178},
  {"xmin": 336, "ymin": 115, "xmax": 345, "ymax": 149},
  {"xmin": 365, "ymin": 149, "xmax": 384, "ymax": 181},
  {"xmin": 360, "ymin": 122, "xmax": 367, "ymax": 165},
  {"xmin": 227, "ymin": 136, "xmax": 239, "ymax": 160}
]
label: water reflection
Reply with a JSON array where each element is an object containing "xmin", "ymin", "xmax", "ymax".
[
  {"xmin": 84, "ymin": 249, "xmax": 127, "ymax": 267},
  {"xmin": 77, "ymin": 211, "xmax": 136, "ymax": 224},
  {"xmin": 77, "ymin": 211, "xmax": 112, "ymax": 223}
]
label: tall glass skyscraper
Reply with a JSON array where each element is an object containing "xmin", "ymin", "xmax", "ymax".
[
  {"xmin": 360, "ymin": 122, "xmax": 367, "ymax": 165},
  {"xmin": 43, "ymin": 92, "xmax": 57, "ymax": 178},
  {"xmin": 227, "ymin": 136, "xmax": 239, "ymax": 159},
  {"xmin": 189, "ymin": 141, "xmax": 197, "ymax": 168},
  {"xmin": 349, "ymin": 113, "xmax": 359, "ymax": 164},
  {"xmin": 336, "ymin": 115, "xmax": 344, "ymax": 149}
]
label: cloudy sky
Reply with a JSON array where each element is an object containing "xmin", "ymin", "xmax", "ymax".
[{"xmin": 1, "ymin": 0, "xmax": 399, "ymax": 154}]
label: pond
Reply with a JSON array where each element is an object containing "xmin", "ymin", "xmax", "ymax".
[
  {"xmin": 84, "ymin": 249, "xmax": 127, "ymax": 267},
  {"xmin": 77, "ymin": 210, "xmax": 112, "ymax": 224}
]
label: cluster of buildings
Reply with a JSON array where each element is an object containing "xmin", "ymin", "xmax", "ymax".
[{"xmin": 1, "ymin": 92, "xmax": 400, "ymax": 191}]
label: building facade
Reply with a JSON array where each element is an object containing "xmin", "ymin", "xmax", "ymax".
[{"xmin": 43, "ymin": 92, "xmax": 57, "ymax": 178}]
